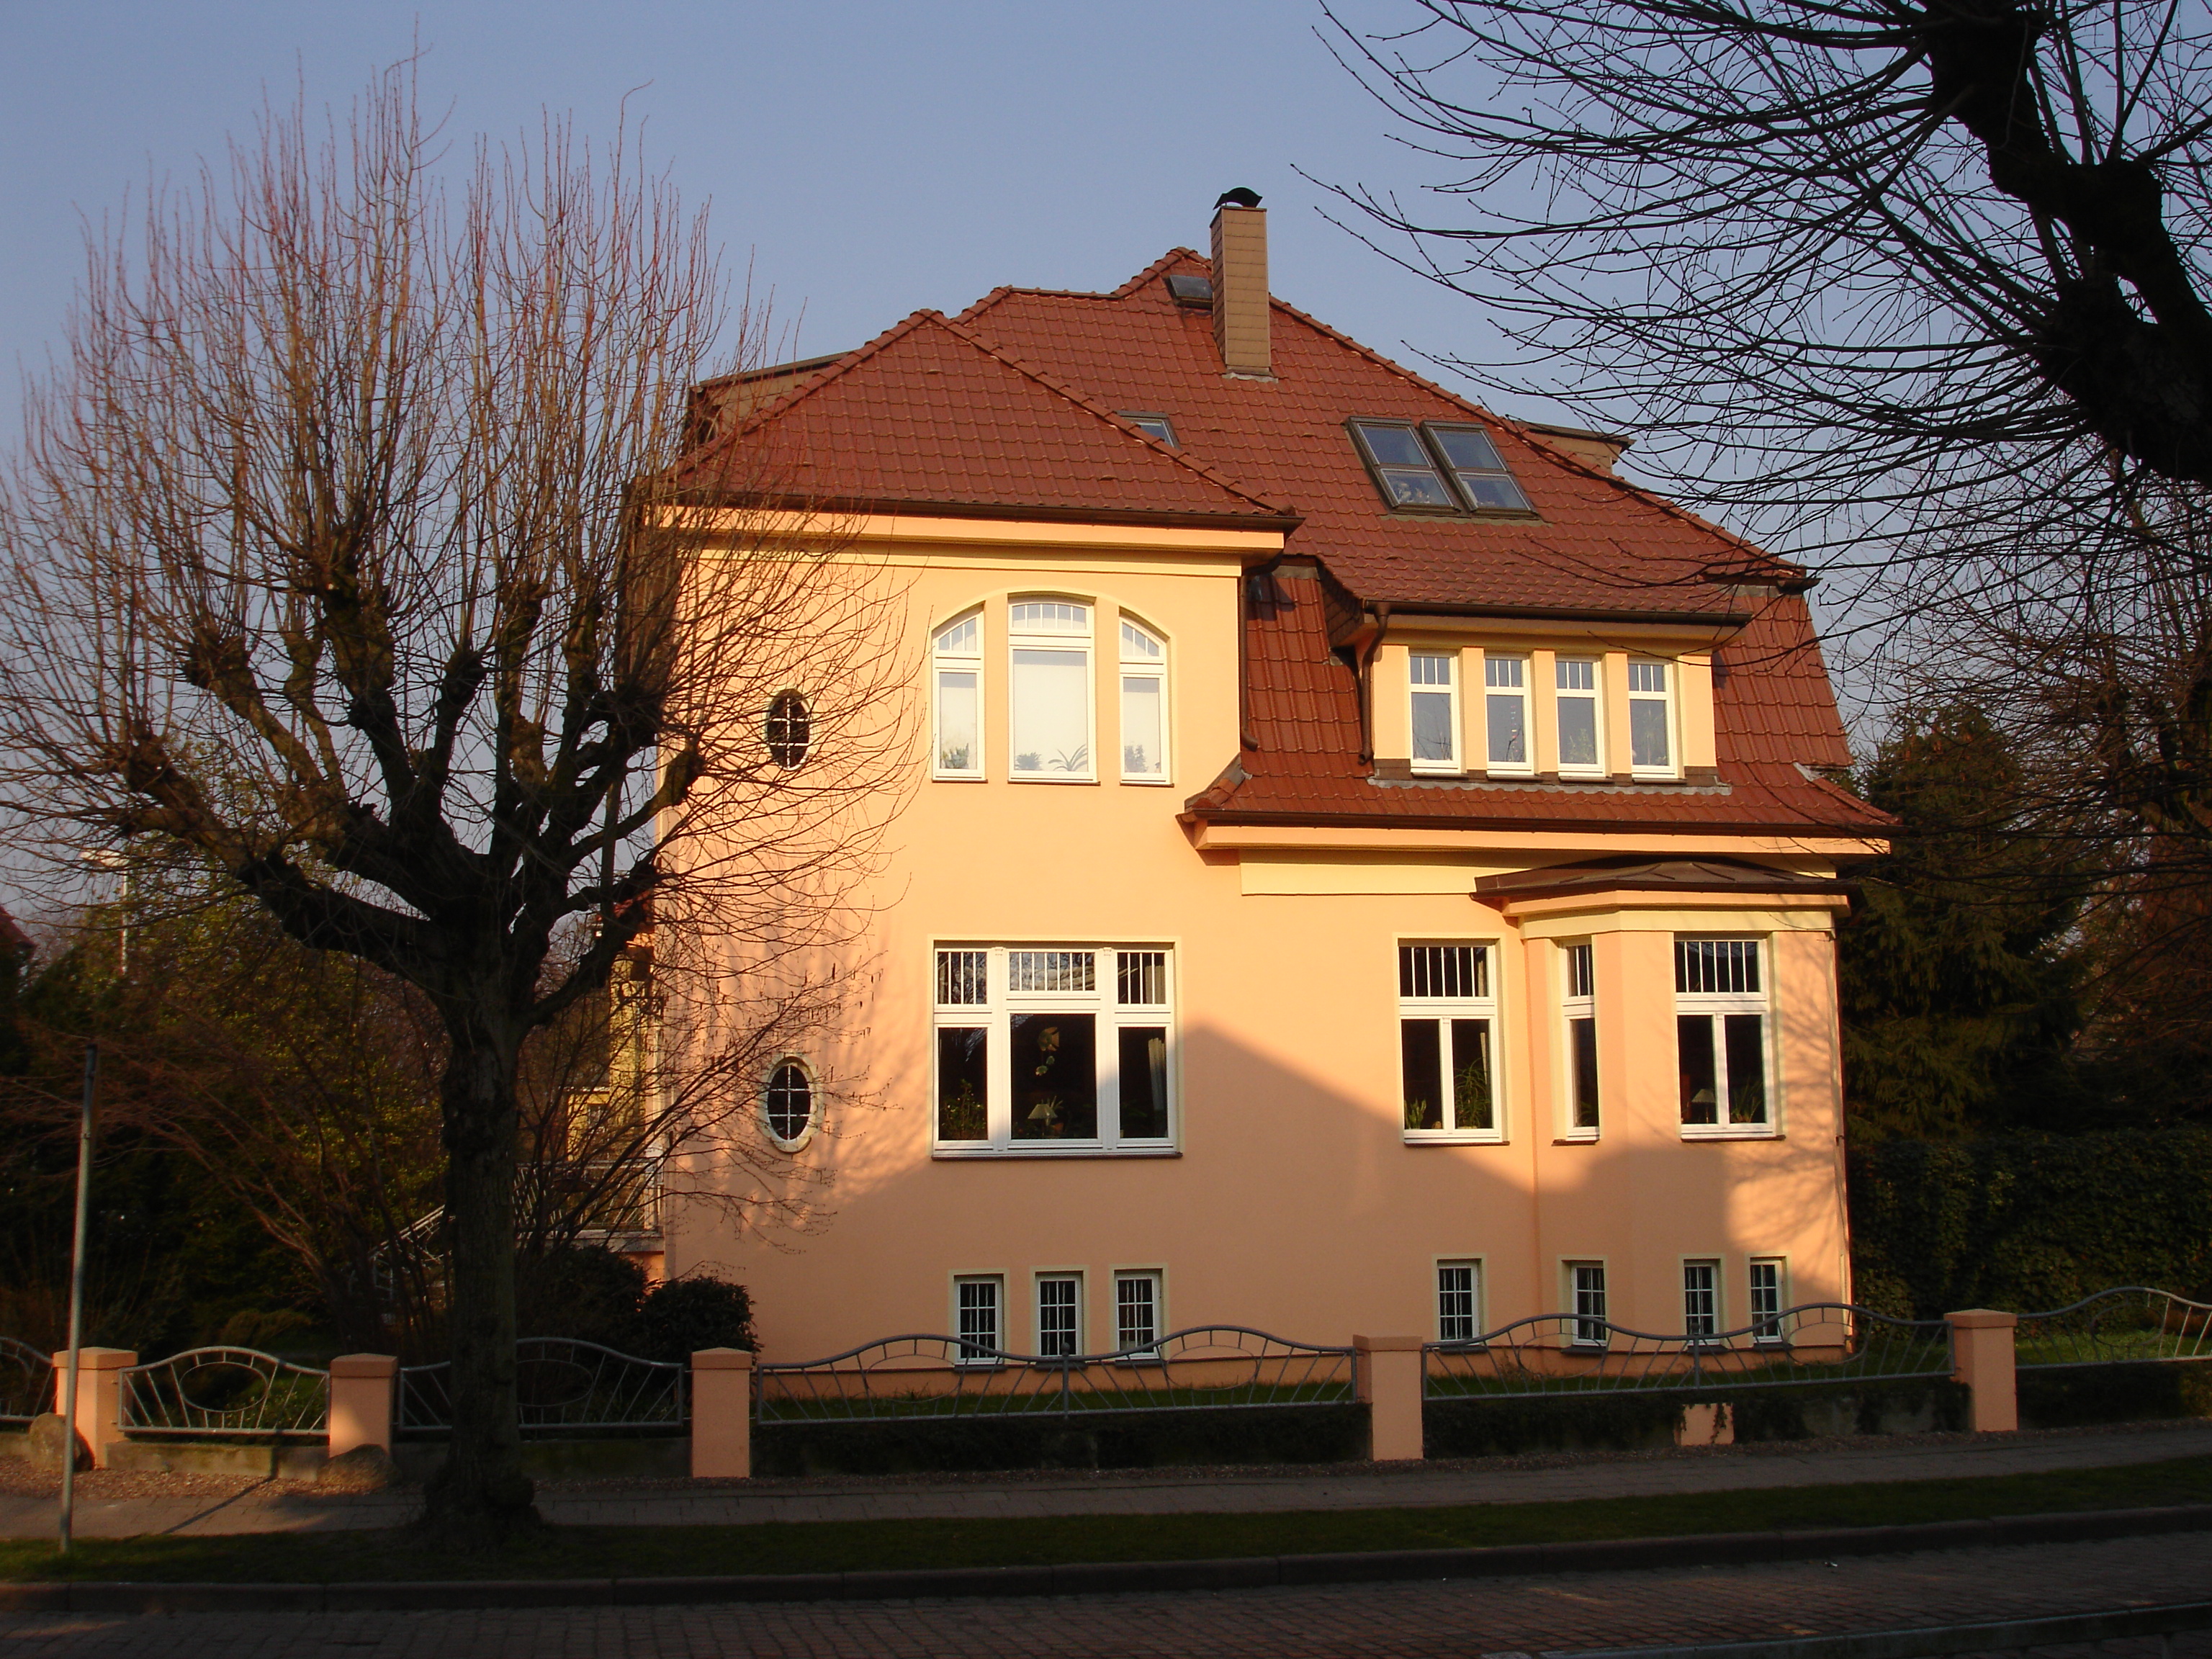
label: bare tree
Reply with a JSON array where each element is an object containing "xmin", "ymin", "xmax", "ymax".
[
  {"xmin": 0, "ymin": 66, "xmax": 908, "ymax": 1537},
  {"xmin": 1316, "ymin": 0, "xmax": 2212, "ymax": 593}
]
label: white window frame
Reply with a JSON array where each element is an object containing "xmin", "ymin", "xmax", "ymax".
[
  {"xmin": 1118, "ymin": 616, "xmax": 1170, "ymax": 784},
  {"xmin": 1627, "ymin": 657, "xmax": 1678, "ymax": 778},
  {"xmin": 1408, "ymin": 649, "xmax": 1461, "ymax": 775},
  {"xmin": 1749, "ymin": 1257, "xmax": 1789, "ymax": 1345},
  {"xmin": 1034, "ymin": 1271, "xmax": 1084, "ymax": 1359},
  {"xmin": 1397, "ymin": 940, "xmax": 1505, "ymax": 1144},
  {"xmin": 1675, "ymin": 937, "xmax": 1778, "ymax": 1139},
  {"xmin": 1565, "ymin": 1260, "xmax": 1609, "ymax": 1349},
  {"xmin": 952, "ymin": 1274, "xmax": 1005, "ymax": 1366},
  {"xmin": 1483, "ymin": 654, "xmax": 1534, "ymax": 776},
  {"xmin": 760, "ymin": 1055, "xmax": 819, "ymax": 1152},
  {"xmin": 1112, "ymin": 1267, "xmax": 1166, "ymax": 1359},
  {"xmin": 1561, "ymin": 941, "xmax": 1600, "ymax": 1141},
  {"xmin": 1007, "ymin": 598, "xmax": 1096, "ymax": 782},
  {"xmin": 1682, "ymin": 1258, "xmax": 1722, "ymax": 1341},
  {"xmin": 930, "ymin": 610, "xmax": 985, "ymax": 781},
  {"xmin": 1435, "ymin": 1258, "xmax": 1485, "ymax": 1345},
  {"xmin": 930, "ymin": 943, "xmax": 1177, "ymax": 1157},
  {"xmin": 1554, "ymin": 657, "xmax": 1606, "ymax": 778}
]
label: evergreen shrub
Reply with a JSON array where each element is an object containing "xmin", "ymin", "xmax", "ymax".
[{"xmin": 1848, "ymin": 1128, "xmax": 2212, "ymax": 1317}]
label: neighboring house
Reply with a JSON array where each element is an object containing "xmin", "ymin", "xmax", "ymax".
[{"xmin": 666, "ymin": 197, "xmax": 1891, "ymax": 1362}]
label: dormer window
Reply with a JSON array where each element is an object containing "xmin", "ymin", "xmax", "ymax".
[
  {"xmin": 1119, "ymin": 413, "xmax": 1178, "ymax": 447},
  {"xmin": 1164, "ymin": 274, "xmax": 1213, "ymax": 307},
  {"xmin": 1349, "ymin": 419, "xmax": 1533, "ymax": 513}
]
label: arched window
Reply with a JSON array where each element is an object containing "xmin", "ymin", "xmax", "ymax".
[
  {"xmin": 932, "ymin": 611, "xmax": 983, "ymax": 778},
  {"xmin": 1118, "ymin": 617, "xmax": 1168, "ymax": 781},
  {"xmin": 1008, "ymin": 599, "xmax": 1092, "ymax": 780},
  {"xmin": 765, "ymin": 691, "xmax": 811, "ymax": 768},
  {"xmin": 763, "ymin": 1060, "xmax": 814, "ymax": 1146}
]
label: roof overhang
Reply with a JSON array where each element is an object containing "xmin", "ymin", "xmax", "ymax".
[
  {"xmin": 1473, "ymin": 858, "xmax": 1856, "ymax": 907},
  {"xmin": 1182, "ymin": 819, "xmax": 1890, "ymax": 860}
]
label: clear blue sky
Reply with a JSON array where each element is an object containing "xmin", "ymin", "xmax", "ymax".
[{"xmin": 0, "ymin": 1, "xmax": 1558, "ymax": 423}]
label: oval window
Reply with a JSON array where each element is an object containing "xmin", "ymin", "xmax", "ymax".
[
  {"xmin": 765, "ymin": 691, "xmax": 811, "ymax": 768},
  {"xmin": 764, "ymin": 1061, "xmax": 814, "ymax": 1144}
]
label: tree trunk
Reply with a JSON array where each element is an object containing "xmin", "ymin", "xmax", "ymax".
[{"xmin": 419, "ymin": 1018, "xmax": 539, "ymax": 1542}]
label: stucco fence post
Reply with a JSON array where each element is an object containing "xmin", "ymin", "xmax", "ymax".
[
  {"xmin": 1946, "ymin": 1308, "xmax": 2019, "ymax": 1433},
  {"xmin": 326, "ymin": 1354, "xmax": 397, "ymax": 1459},
  {"xmin": 691, "ymin": 1348, "xmax": 754, "ymax": 1478},
  {"xmin": 50, "ymin": 1347, "xmax": 135, "ymax": 1469},
  {"xmin": 1353, "ymin": 1334, "xmax": 1425, "ymax": 1462}
]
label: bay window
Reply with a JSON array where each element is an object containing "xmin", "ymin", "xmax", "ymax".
[
  {"xmin": 1409, "ymin": 650, "xmax": 1460, "ymax": 773},
  {"xmin": 932, "ymin": 944, "xmax": 1174, "ymax": 1154},
  {"xmin": 1563, "ymin": 941, "xmax": 1599, "ymax": 1138},
  {"xmin": 1119, "ymin": 617, "xmax": 1168, "ymax": 781},
  {"xmin": 1484, "ymin": 655, "xmax": 1532, "ymax": 774},
  {"xmin": 1009, "ymin": 599, "xmax": 1094, "ymax": 779},
  {"xmin": 932, "ymin": 611, "xmax": 984, "ymax": 778},
  {"xmin": 1398, "ymin": 942, "xmax": 1501, "ymax": 1142},
  {"xmin": 1676, "ymin": 938, "xmax": 1773, "ymax": 1136},
  {"xmin": 1555, "ymin": 658, "xmax": 1604, "ymax": 776}
]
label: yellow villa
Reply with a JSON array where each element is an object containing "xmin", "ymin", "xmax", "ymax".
[{"xmin": 663, "ymin": 196, "xmax": 1890, "ymax": 1366}]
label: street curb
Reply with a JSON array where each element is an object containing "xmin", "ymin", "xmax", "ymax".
[{"xmin": 3, "ymin": 1501, "xmax": 2208, "ymax": 1614}]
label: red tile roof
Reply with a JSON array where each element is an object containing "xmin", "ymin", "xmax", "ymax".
[
  {"xmin": 673, "ymin": 309, "xmax": 1294, "ymax": 528},
  {"xmin": 680, "ymin": 245, "xmax": 1881, "ymax": 843}
]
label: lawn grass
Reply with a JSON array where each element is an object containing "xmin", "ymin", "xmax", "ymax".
[{"xmin": 3, "ymin": 1454, "xmax": 2207, "ymax": 1584}]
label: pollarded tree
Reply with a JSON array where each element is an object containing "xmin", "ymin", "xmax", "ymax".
[{"xmin": 0, "ymin": 68, "xmax": 908, "ymax": 1538}]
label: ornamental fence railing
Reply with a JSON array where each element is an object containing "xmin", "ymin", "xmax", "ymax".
[
  {"xmin": 0, "ymin": 1337, "xmax": 55, "ymax": 1426},
  {"xmin": 397, "ymin": 1337, "xmax": 686, "ymax": 1437},
  {"xmin": 2014, "ymin": 1286, "xmax": 2212, "ymax": 1370},
  {"xmin": 755, "ymin": 1326, "xmax": 1358, "ymax": 1423},
  {"xmin": 1424, "ymin": 1304, "xmax": 1954, "ymax": 1401},
  {"xmin": 118, "ymin": 1346, "xmax": 329, "ymax": 1437}
]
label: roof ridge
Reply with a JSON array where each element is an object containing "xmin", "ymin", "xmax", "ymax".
[
  {"xmin": 1109, "ymin": 247, "xmax": 1204, "ymax": 298},
  {"xmin": 1263, "ymin": 295, "xmax": 1798, "ymax": 581},
  {"xmin": 721, "ymin": 308, "xmax": 943, "ymax": 441},
  {"xmin": 932, "ymin": 310, "xmax": 1292, "ymax": 516}
]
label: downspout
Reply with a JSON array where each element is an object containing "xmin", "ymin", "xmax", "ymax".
[
  {"xmin": 1355, "ymin": 603, "xmax": 1392, "ymax": 766},
  {"xmin": 1238, "ymin": 567, "xmax": 1262, "ymax": 753}
]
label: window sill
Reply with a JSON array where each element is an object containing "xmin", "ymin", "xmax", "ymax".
[
  {"xmin": 932, "ymin": 1145, "xmax": 1182, "ymax": 1160},
  {"xmin": 1119, "ymin": 775, "xmax": 1174, "ymax": 787},
  {"xmin": 932, "ymin": 772, "xmax": 987, "ymax": 783},
  {"xmin": 1008, "ymin": 774, "xmax": 1099, "ymax": 786},
  {"xmin": 1485, "ymin": 768, "xmax": 1537, "ymax": 782},
  {"xmin": 1403, "ymin": 1133, "xmax": 1509, "ymax": 1147},
  {"xmin": 1555, "ymin": 1133, "xmax": 1601, "ymax": 1145},
  {"xmin": 1679, "ymin": 1128, "xmax": 1782, "ymax": 1141}
]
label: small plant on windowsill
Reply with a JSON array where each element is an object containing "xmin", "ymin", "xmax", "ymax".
[
  {"xmin": 938, "ymin": 743, "xmax": 971, "ymax": 771},
  {"xmin": 938, "ymin": 1083, "xmax": 986, "ymax": 1142},
  {"xmin": 1406, "ymin": 1094, "xmax": 1437, "ymax": 1132},
  {"xmin": 1455, "ymin": 1060, "xmax": 1494, "ymax": 1133}
]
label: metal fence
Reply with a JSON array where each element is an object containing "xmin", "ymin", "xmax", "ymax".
[
  {"xmin": 2015, "ymin": 1286, "xmax": 2212, "ymax": 1370},
  {"xmin": 1426, "ymin": 1304, "xmax": 1954, "ymax": 1400},
  {"xmin": 755, "ymin": 1326, "xmax": 1358, "ymax": 1423},
  {"xmin": 1, "ymin": 1336, "xmax": 54, "ymax": 1426},
  {"xmin": 398, "ymin": 1337, "xmax": 686, "ymax": 1437},
  {"xmin": 118, "ymin": 1346, "xmax": 330, "ymax": 1437}
]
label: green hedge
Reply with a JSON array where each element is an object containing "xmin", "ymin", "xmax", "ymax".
[
  {"xmin": 1422, "ymin": 1377, "xmax": 1965, "ymax": 1458},
  {"xmin": 2018, "ymin": 1362, "xmax": 2212, "ymax": 1429},
  {"xmin": 1848, "ymin": 1128, "xmax": 2212, "ymax": 1317},
  {"xmin": 752, "ymin": 1403, "xmax": 1369, "ymax": 1477}
]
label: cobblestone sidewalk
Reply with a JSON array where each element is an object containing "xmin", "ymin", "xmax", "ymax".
[{"xmin": 1, "ymin": 1529, "xmax": 2207, "ymax": 1657}]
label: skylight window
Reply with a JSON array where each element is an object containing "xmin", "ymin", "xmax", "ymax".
[
  {"xmin": 1164, "ymin": 274, "xmax": 1213, "ymax": 307},
  {"xmin": 1349, "ymin": 421, "xmax": 1455, "ymax": 509},
  {"xmin": 1348, "ymin": 418, "xmax": 1534, "ymax": 514},
  {"xmin": 1426, "ymin": 424, "xmax": 1532, "ymax": 511},
  {"xmin": 1119, "ymin": 412, "xmax": 1178, "ymax": 447}
]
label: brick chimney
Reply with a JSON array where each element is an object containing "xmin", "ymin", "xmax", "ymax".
[{"xmin": 1210, "ymin": 191, "xmax": 1271, "ymax": 379}]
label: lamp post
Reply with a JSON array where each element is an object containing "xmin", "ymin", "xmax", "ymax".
[{"xmin": 58, "ymin": 1043, "xmax": 97, "ymax": 1555}]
